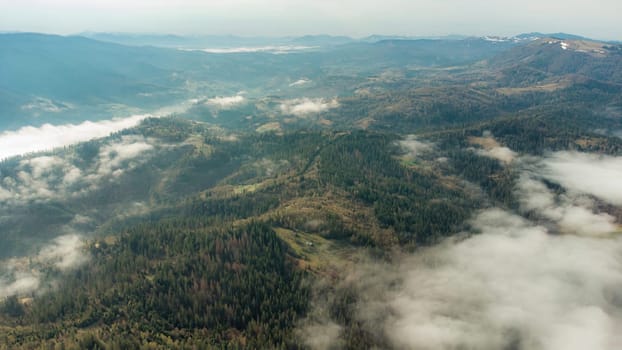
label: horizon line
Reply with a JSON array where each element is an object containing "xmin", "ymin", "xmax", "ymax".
[{"xmin": 1, "ymin": 29, "xmax": 620, "ymax": 43}]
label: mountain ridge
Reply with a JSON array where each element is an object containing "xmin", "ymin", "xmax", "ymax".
[{"xmin": 2, "ymin": 29, "xmax": 622, "ymax": 349}]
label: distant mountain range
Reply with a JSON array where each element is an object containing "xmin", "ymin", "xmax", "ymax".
[
  {"xmin": 2, "ymin": 28, "xmax": 622, "ymax": 350},
  {"xmin": 77, "ymin": 31, "xmax": 615, "ymax": 49},
  {"xmin": 0, "ymin": 32, "xmax": 526, "ymax": 130},
  {"xmin": 1, "ymin": 31, "xmax": 620, "ymax": 131},
  {"xmin": 78, "ymin": 32, "xmax": 356, "ymax": 49}
]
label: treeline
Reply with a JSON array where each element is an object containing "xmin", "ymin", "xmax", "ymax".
[
  {"xmin": 7, "ymin": 115, "xmax": 618, "ymax": 348},
  {"xmin": 318, "ymin": 131, "xmax": 476, "ymax": 245},
  {"xmin": 433, "ymin": 106, "xmax": 622, "ymax": 156},
  {"xmin": 1, "ymin": 222, "xmax": 308, "ymax": 349}
]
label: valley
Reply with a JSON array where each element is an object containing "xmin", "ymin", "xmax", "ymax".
[{"xmin": 1, "ymin": 32, "xmax": 622, "ymax": 349}]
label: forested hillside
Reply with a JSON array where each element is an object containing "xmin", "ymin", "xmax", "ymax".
[{"xmin": 2, "ymin": 34, "xmax": 622, "ymax": 349}]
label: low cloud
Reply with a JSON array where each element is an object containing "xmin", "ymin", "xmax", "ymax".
[
  {"xmin": 91, "ymin": 135, "xmax": 154, "ymax": 179},
  {"xmin": 21, "ymin": 97, "xmax": 72, "ymax": 113},
  {"xmin": 0, "ymin": 135, "xmax": 158, "ymax": 204},
  {"xmin": 0, "ymin": 272, "xmax": 40, "ymax": 300},
  {"xmin": 0, "ymin": 232, "xmax": 87, "ymax": 299},
  {"xmin": 387, "ymin": 210, "xmax": 622, "ymax": 350},
  {"xmin": 398, "ymin": 135, "xmax": 434, "ymax": 160},
  {"xmin": 37, "ymin": 234, "xmax": 88, "ymax": 271},
  {"xmin": 242, "ymin": 158, "xmax": 290, "ymax": 177},
  {"xmin": 301, "ymin": 209, "xmax": 622, "ymax": 350},
  {"xmin": 181, "ymin": 46, "xmax": 315, "ymax": 54},
  {"xmin": 299, "ymin": 319, "xmax": 342, "ymax": 349},
  {"xmin": 539, "ymin": 151, "xmax": 622, "ymax": 206},
  {"xmin": 205, "ymin": 95, "xmax": 246, "ymax": 109},
  {"xmin": 0, "ymin": 136, "xmax": 159, "ymax": 299},
  {"xmin": 0, "ymin": 155, "xmax": 82, "ymax": 202},
  {"xmin": 300, "ymin": 149, "xmax": 622, "ymax": 350},
  {"xmin": 516, "ymin": 175, "xmax": 617, "ymax": 236},
  {"xmin": 280, "ymin": 98, "xmax": 339, "ymax": 116},
  {"xmin": 469, "ymin": 132, "xmax": 516, "ymax": 164},
  {"xmin": 289, "ymin": 78, "xmax": 311, "ymax": 87},
  {"xmin": 0, "ymin": 114, "xmax": 153, "ymax": 160},
  {"xmin": 477, "ymin": 146, "xmax": 517, "ymax": 164}
]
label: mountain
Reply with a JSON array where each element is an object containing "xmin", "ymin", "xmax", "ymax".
[
  {"xmin": 79, "ymin": 31, "xmax": 193, "ymax": 47},
  {"xmin": 0, "ymin": 33, "xmax": 196, "ymax": 128},
  {"xmin": 2, "ymin": 31, "xmax": 622, "ymax": 349},
  {"xmin": 0, "ymin": 33, "xmax": 329, "ymax": 129},
  {"xmin": 2, "ymin": 109, "xmax": 621, "ymax": 348},
  {"xmin": 490, "ymin": 37, "xmax": 622, "ymax": 86},
  {"xmin": 289, "ymin": 34, "xmax": 355, "ymax": 46},
  {"xmin": 0, "ymin": 33, "xmax": 523, "ymax": 131},
  {"xmin": 514, "ymin": 32, "xmax": 590, "ymax": 40},
  {"xmin": 79, "ymin": 32, "xmax": 285, "ymax": 48},
  {"xmin": 79, "ymin": 32, "xmax": 355, "ymax": 49}
]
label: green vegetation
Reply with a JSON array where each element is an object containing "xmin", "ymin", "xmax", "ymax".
[
  {"xmin": 1, "ymin": 222, "xmax": 307, "ymax": 349},
  {"xmin": 3, "ymin": 35, "xmax": 622, "ymax": 349}
]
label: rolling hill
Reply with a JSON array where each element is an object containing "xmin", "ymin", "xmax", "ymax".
[{"xmin": 1, "ymin": 32, "xmax": 622, "ymax": 349}]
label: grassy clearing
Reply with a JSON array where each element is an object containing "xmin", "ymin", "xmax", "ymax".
[
  {"xmin": 497, "ymin": 81, "xmax": 570, "ymax": 95},
  {"xmin": 274, "ymin": 227, "xmax": 354, "ymax": 274}
]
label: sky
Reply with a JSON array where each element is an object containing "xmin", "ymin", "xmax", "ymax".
[{"xmin": 1, "ymin": 0, "xmax": 621, "ymax": 40}]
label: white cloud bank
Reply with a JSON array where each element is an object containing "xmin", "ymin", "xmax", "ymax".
[
  {"xmin": 21, "ymin": 97, "xmax": 73, "ymax": 113},
  {"xmin": 385, "ymin": 209, "xmax": 622, "ymax": 350},
  {"xmin": 205, "ymin": 95, "xmax": 246, "ymax": 109},
  {"xmin": 0, "ymin": 114, "xmax": 153, "ymax": 161},
  {"xmin": 289, "ymin": 78, "xmax": 311, "ymax": 87},
  {"xmin": 301, "ymin": 149, "xmax": 622, "ymax": 350},
  {"xmin": 0, "ymin": 135, "xmax": 157, "ymax": 203},
  {"xmin": 182, "ymin": 46, "xmax": 315, "ymax": 54},
  {"xmin": 470, "ymin": 132, "xmax": 517, "ymax": 164},
  {"xmin": 279, "ymin": 98, "xmax": 339, "ymax": 116},
  {"xmin": 477, "ymin": 146, "xmax": 517, "ymax": 163},
  {"xmin": 540, "ymin": 151, "xmax": 622, "ymax": 206},
  {"xmin": 0, "ymin": 135, "xmax": 161, "ymax": 299},
  {"xmin": 398, "ymin": 135, "xmax": 434, "ymax": 159},
  {"xmin": 0, "ymin": 233, "xmax": 87, "ymax": 299},
  {"xmin": 0, "ymin": 272, "xmax": 40, "ymax": 300},
  {"xmin": 516, "ymin": 175, "xmax": 617, "ymax": 236},
  {"xmin": 302, "ymin": 209, "xmax": 622, "ymax": 350},
  {"xmin": 0, "ymin": 155, "xmax": 82, "ymax": 201},
  {"xmin": 37, "ymin": 234, "xmax": 88, "ymax": 271},
  {"xmin": 91, "ymin": 136, "xmax": 154, "ymax": 180}
]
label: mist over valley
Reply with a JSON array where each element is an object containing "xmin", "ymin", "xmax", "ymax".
[{"xmin": 1, "ymin": 10, "xmax": 622, "ymax": 349}]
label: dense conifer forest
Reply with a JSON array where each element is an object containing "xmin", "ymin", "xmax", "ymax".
[{"xmin": 2, "ymin": 33, "xmax": 622, "ymax": 349}]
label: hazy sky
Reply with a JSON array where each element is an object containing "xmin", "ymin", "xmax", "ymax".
[{"xmin": 1, "ymin": 0, "xmax": 621, "ymax": 40}]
